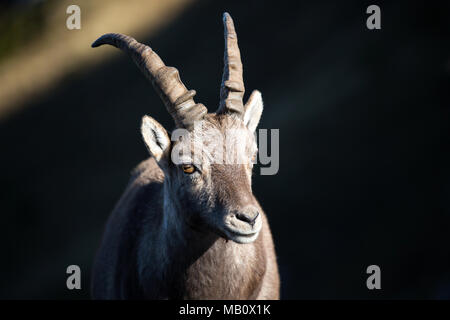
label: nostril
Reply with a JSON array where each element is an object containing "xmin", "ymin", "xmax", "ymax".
[
  {"xmin": 249, "ymin": 212, "xmax": 259, "ymax": 226},
  {"xmin": 236, "ymin": 211, "xmax": 259, "ymax": 226},
  {"xmin": 236, "ymin": 213, "xmax": 251, "ymax": 224}
]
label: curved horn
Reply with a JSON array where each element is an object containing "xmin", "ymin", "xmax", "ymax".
[
  {"xmin": 217, "ymin": 12, "xmax": 245, "ymax": 116},
  {"xmin": 92, "ymin": 33, "xmax": 207, "ymax": 129}
]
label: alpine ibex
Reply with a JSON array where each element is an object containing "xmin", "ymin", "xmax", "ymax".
[{"xmin": 91, "ymin": 13, "xmax": 280, "ymax": 299}]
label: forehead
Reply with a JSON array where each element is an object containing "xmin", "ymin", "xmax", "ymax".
[
  {"xmin": 195, "ymin": 113, "xmax": 255, "ymax": 146},
  {"xmin": 173, "ymin": 113, "xmax": 256, "ymax": 165}
]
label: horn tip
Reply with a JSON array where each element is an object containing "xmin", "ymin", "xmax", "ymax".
[
  {"xmin": 91, "ymin": 33, "xmax": 122, "ymax": 48},
  {"xmin": 91, "ymin": 39, "xmax": 100, "ymax": 48},
  {"xmin": 91, "ymin": 34, "xmax": 108, "ymax": 48},
  {"xmin": 223, "ymin": 12, "xmax": 233, "ymax": 23},
  {"xmin": 222, "ymin": 12, "xmax": 237, "ymax": 37}
]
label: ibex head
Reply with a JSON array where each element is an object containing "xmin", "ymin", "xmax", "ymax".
[{"xmin": 92, "ymin": 13, "xmax": 264, "ymax": 244}]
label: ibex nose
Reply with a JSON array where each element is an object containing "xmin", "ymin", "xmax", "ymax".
[{"xmin": 236, "ymin": 208, "xmax": 260, "ymax": 227}]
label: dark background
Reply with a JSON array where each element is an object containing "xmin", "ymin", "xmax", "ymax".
[{"xmin": 0, "ymin": 0, "xmax": 449, "ymax": 299}]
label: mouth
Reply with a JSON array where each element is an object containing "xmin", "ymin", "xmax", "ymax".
[{"xmin": 220, "ymin": 227, "xmax": 260, "ymax": 244}]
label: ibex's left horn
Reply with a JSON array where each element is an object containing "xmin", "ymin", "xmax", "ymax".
[
  {"xmin": 92, "ymin": 33, "xmax": 207, "ymax": 129},
  {"xmin": 217, "ymin": 12, "xmax": 245, "ymax": 116}
]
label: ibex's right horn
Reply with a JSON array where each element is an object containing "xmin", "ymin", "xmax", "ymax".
[{"xmin": 92, "ymin": 33, "xmax": 207, "ymax": 129}]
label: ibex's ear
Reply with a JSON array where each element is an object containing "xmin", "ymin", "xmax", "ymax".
[
  {"xmin": 244, "ymin": 90, "xmax": 263, "ymax": 133},
  {"xmin": 141, "ymin": 116, "xmax": 171, "ymax": 162}
]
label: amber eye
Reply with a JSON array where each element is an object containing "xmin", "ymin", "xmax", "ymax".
[
  {"xmin": 182, "ymin": 164, "xmax": 195, "ymax": 174},
  {"xmin": 251, "ymin": 153, "xmax": 257, "ymax": 162}
]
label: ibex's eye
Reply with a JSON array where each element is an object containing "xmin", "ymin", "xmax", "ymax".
[{"xmin": 182, "ymin": 164, "xmax": 196, "ymax": 174}]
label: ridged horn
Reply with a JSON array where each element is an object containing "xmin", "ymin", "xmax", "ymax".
[
  {"xmin": 217, "ymin": 12, "xmax": 245, "ymax": 116},
  {"xmin": 92, "ymin": 33, "xmax": 207, "ymax": 129}
]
